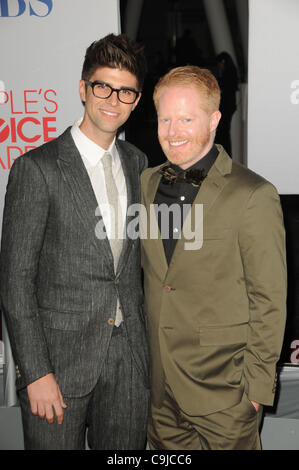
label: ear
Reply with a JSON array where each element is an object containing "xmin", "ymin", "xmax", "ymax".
[
  {"xmin": 79, "ymin": 79, "xmax": 87, "ymax": 104},
  {"xmin": 210, "ymin": 110, "xmax": 221, "ymax": 132},
  {"xmin": 131, "ymin": 92, "xmax": 142, "ymax": 111}
]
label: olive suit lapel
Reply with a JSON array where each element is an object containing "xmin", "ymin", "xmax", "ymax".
[
  {"xmin": 144, "ymin": 145, "xmax": 233, "ymax": 274},
  {"xmin": 169, "ymin": 145, "xmax": 232, "ymax": 267},
  {"xmin": 143, "ymin": 165, "xmax": 169, "ymax": 276}
]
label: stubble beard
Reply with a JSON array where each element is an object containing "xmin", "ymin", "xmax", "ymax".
[{"xmin": 160, "ymin": 131, "xmax": 211, "ymax": 168}]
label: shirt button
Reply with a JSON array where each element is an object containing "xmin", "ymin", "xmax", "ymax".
[
  {"xmin": 107, "ymin": 318, "xmax": 115, "ymax": 325},
  {"xmin": 163, "ymin": 285, "xmax": 172, "ymax": 293}
]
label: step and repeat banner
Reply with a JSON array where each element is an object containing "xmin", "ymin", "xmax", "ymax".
[
  {"xmin": 248, "ymin": 0, "xmax": 299, "ymax": 365},
  {"xmin": 0, "ymin": 0, "xmax": 120, "ymax": 404}
]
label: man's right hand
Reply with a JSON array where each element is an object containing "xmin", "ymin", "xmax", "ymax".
[{"xmin": 27, "ymin": 373, "xmax": 67, "ymax": 424}]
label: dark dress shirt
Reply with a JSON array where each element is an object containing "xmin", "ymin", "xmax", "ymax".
[{"xmin": 154, "ymin": 145, "xmax": 219, "ymax": 264}]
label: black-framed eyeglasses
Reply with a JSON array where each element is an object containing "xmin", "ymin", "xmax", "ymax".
[{"xmin": 85, "ymin": 80, "xmax": 140, "ymax": 104}]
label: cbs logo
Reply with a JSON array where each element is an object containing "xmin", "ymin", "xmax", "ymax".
[{"xmin": 0, "ymin": 0, "xmax": 52, "ymax": 17}]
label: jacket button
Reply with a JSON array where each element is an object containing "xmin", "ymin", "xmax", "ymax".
[
  {"xmin": 163, "ymin": 285, "xmax": 172, "ymax": 293},
  {"xmin": 107, "ymin": 318, "xmax": 115, "ymax": 325},
  {"xmin": 114, "ymin": 279, "xmax": 119, "ymax": 285},
  {"xmin": 15, "ymin": 365, "xmax": 21, "ymax": 378}
]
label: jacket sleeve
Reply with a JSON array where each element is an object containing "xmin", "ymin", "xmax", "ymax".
[
  {"xmin": 239, "ymin": 181, "xmax": 287, "ymax": 406},
  {"xmin": 0, "ymin": 155, "xmax": 54, "ymax": 389}
]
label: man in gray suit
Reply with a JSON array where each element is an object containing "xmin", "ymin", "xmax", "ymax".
[{"xmin": 0, "ymin": 34, "xmax": 150, "ymax": 450}]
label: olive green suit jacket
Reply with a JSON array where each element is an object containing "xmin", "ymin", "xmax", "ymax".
[{"xmin": 141, "ymin": 145, "xmax": 287, "ymax": 416}]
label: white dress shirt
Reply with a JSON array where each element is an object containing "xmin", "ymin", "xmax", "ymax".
[
  {"xmin": 71, "ymin": 118, "xmax": 127, "ymax": 241},
  {"xmin": 71, "ymin": 118, "xmax": 127, "ymax": 325}
]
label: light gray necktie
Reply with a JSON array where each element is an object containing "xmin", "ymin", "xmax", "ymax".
[{"xmin": 101, "ymin": 151, "xmax": 123, "ymax": 326}]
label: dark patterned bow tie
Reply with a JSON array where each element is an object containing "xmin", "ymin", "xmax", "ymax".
[{"xmin": 159, "ymin": 165, "xmax": 206, "ymax": 187}]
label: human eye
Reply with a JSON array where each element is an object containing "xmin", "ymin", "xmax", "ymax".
[
  {"xmin": 92, "ymin": 81, "xmax": 111, "ymax": 98},
  {"xmin": 93, "ymin": 82, "xmax": 110, "ymax": 94},
  {"xmin": 119, "ymin": 88, "xmax": 134, "ymax": 97},
  {"xmin": 96, "ymin": 81, "xmax": 108, "ymax": 90}
]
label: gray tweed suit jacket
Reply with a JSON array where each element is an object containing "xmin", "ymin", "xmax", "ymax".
[{"xmin": 0, "ymin": 128, "xmax": 150, "ymax": 397}]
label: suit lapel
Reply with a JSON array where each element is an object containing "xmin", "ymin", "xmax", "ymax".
[
  {"xmin": 169, "ymin": 147, "xmax": 232, "ymax": 267},
  {"xmin": 114, "ymin": 140, "xmax": 142, "ymax": 276},
  {"xmin": 144, "ymin": 164, "xmax": 169, "ymax": 275},
  {"xmin": 144, "ymin": 147, "xmax": 232, "ymax": 274},
  {"xmin": 56, "ymin": 129, "xmax": 114, "ymax": 268},
  {"xmin": 195, "ymin": 145, "xmax": 233, "ymax": 219}
]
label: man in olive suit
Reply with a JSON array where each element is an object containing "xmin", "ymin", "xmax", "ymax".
[{"xmin": 141, "ymin": 65, "xmax": 286, "ymax": 450}]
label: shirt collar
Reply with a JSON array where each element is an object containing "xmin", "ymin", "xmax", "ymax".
[{"xmin": 71, "ymin": 117, "xmax": 117, "ymax": 167}]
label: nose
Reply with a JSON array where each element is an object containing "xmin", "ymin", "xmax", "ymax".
[
  {"xmin": 168, "ymin": 120, "xmax": 178, "ymax": 137},
  {"xmin": 107, "ymin": 89, "xmax": 119, "ymax": 106}
]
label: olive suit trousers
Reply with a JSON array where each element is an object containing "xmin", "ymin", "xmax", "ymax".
[{"xmin": 148, "ymin": 382, "xmax": 263, "ymax": 450}]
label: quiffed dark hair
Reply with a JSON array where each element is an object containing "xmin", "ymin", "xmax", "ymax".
[{"xmin": 81, "ymin": 33, "xmax": 147, "ymax": 90}]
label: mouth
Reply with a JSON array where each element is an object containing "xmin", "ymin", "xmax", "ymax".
[
  {"xmin": 168, "ymin": 139, "xmax": 188, "ymax": 148},
  {"xmin": 100, "ymin": 109, "xmax": 119, "ymax": 118}
]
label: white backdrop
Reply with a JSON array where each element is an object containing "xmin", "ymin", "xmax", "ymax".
[
  {"xmin": 0, "ymin": 0, "xmax": 120, "ymax": 405},
  {"xmin": 248, "ymin": 0, "xmax": 299, "ymax": 194}
]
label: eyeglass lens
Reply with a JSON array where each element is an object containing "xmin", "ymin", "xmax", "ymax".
[{"xmin": 91, "ymin": 82, "xmax": 138, "ymax": 103}]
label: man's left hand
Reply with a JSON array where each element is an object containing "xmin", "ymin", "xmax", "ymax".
[{"xmin": 250, "ymin": 400, "xmax": 261, "ymax": 412}]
